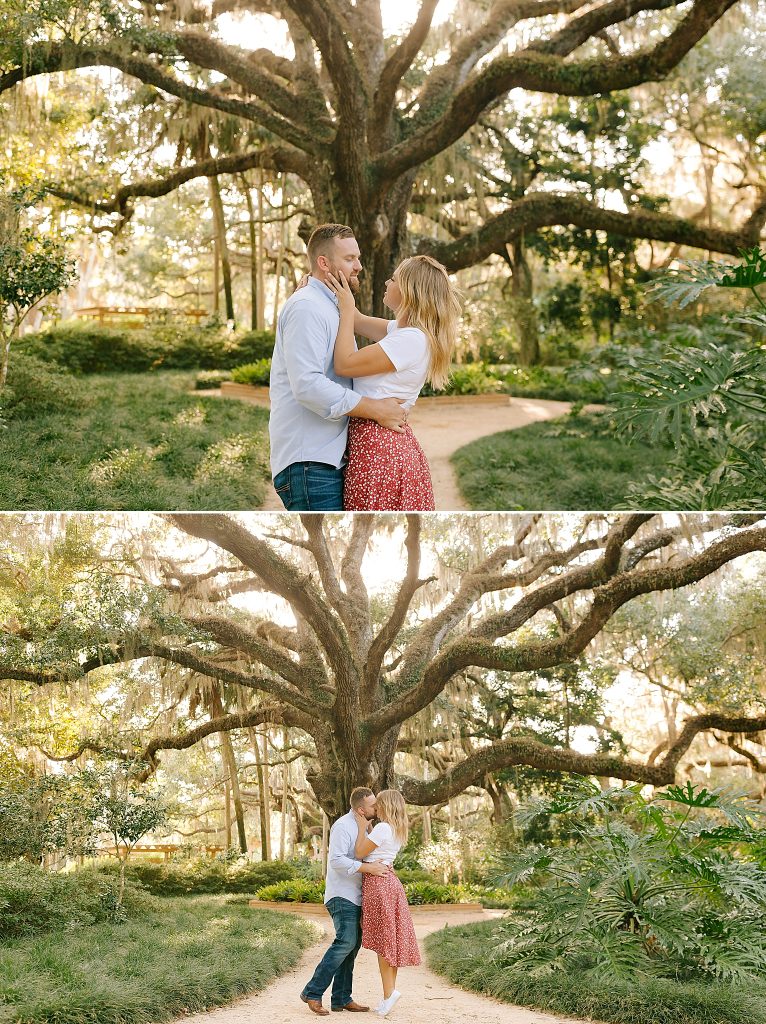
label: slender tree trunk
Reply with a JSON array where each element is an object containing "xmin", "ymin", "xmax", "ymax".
[
  {"xmin": 223, "ymin": 773, "xmax": 232, "ymax": 848},
  {"xmin": 509, "ymin": 237, "xmax": 539, "ymax": 366},
  {"xmin": 273, "ymin": 173, "xmax": 287, "ymax": 330},
  {"xmin": 243, "ymin": 176, "xmax": 259, "ymax": 330},
  {"xmin": 256, "ymin": 170, "xmax": 265, "ymax": 331},
  {"xmin": 211, "ymin": 688, "xmax": 247, "ymax": 853},
  {"xmin": 279, "ymin": 727, "xmax": 289, "ymax": 861},
  {"xmin": 208, "ymin": 175, "xmax": 235, "ymax": 323}
]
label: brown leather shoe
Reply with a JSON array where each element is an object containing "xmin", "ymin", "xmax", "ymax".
[
  {"xmin": 301, "ymin": 994, "xmax": 330, "ymax": 1016},
  {"xmin": 332, "ymin": 1002, "xmax": 370, "ymax": 1012}
]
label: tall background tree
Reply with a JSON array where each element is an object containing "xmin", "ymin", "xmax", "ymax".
[
  {"xmin": 2, "ymin": 0, "xmax": 765, "ymax": 315},
  {"xmin": 2, "ymin": 512, "xmax": 766, "ymax": 825}
]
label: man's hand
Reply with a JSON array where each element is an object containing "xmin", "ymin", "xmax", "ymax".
[
  {"xmin": 371, "ymin": 397, "xmax": 407, "ymax": 432},
  {"xmin": 360, "ymin": 862, "xmax": 392, "ymax": 877}
]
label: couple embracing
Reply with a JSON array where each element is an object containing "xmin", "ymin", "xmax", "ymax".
[
  {"xmin": 269, "ymin": 224, "xmax": 461, "ymax": 512},
  {"xmin": 300, "ymin": 788, "xmax": 419, "ymax": 1017}
]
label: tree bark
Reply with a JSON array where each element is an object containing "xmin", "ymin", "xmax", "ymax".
[{"xmin": 208, "ymin": 175, "xmax": 235, "ymax": 323}]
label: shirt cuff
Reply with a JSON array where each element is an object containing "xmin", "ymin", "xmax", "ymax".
[
  {"xmin": 328, "ymin": 389, "xmax": 362, "ymax": 420},
  {"xmin": 347, "ymin": 860, "xmax": 362, "ymax": 875}
]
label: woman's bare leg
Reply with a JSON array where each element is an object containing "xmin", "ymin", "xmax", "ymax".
[{"xmin": 377, "ymin": 954, "xmax": 396, "ymax": 999}]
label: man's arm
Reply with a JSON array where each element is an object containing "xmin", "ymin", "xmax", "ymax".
[
  {"xmin": 282, "ymin": 304, "xmax": 405, "ymax": 431},
  {"xmin": 281, "ymin": 303, "xmax": 360, "ymax": 420},
  {"xmin": 327, "ymin": 822, "xmax": 390, "ymax": 878}
]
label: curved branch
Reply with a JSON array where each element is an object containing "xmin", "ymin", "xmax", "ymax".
[
  {"xmin": 49, "ymin": 146, "xmax": 310, "ymax": 219},
  {"xmin": 369, "ymin": 523, "xmax": 766, "ymax": 736},
  {"xmin": 1, "ymin": 41, "xmax": 325, "ymax": 156},
  {"xmin": 374, "ymin": 0, "xmax": 740, "ymax": 182},
  {"xmin": 399, "ymin": 712, "xmax": 766, "ymax": 804},
  {"xmin": 371, "ymin": 0, "xmax": 440, "ymax": 136},
  {"xmin": 167, "ymin": 514, "xmax": 353, "ymax": 678},
  {"xmin": 418, "ymin": 191, "xmax": 766, "ymax": 270}
]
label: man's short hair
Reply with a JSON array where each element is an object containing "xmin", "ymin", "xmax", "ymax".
[
  {"xmin": 350, "ymin": 786, "xmax": 374, "ymax": 808},
  {"xmin": 307, "ymin": 223, "xmax": 355, "ymax": 269}
]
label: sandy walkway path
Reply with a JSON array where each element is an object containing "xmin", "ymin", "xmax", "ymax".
[
  {"xmin": 210, "ymin": 388, "xmax": 575, "ymax": 512},
  {"xmin": 173, "ymin": 906, "xmax": 591, "ymax": 1024}
]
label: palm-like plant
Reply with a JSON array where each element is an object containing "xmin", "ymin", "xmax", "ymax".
[
  {"xmin": 614, "ymin": 247, "xmax": 766, "ymax": 509},
  {"xmin": 494, "ymin": 782, "xmax": 766, "ymax": 982}
]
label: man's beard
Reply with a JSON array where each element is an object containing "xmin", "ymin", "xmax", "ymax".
[{"xmin": 331, "ymin": 265, "xmax": 361, "ymax": 294}]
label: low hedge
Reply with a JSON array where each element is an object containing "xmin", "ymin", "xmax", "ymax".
[
  {"xmin": 94, "ymin": 856, "xmax": 309, "ymax": 896},
  {"xmin": 252, "ymin": 876, "xmax": 513, "ymax": 906},
  {"xmin": 1, "ymin": 353, "xmax": 88, "ymax": 421},
  {"xmin": 19, "ymin": 322, "xmax": 275, "ymax": 374},
  {"xmin": 230, "ymin": 359, "xmax": 272, "ymax": 386},
  {"xmin": 0, "ymin": 862, "xmax": 156, "ymax": 938}
]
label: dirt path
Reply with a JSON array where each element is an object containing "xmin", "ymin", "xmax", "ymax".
[
  {"xmin": 210, "ymin": 389, "xmax": 576, "ymax": 512},
  {"xmin": 173, "ymin": 907, "xmax": 590, "ymax": 1024}
]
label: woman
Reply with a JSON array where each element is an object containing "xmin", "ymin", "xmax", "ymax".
[
  {"xmin": 353, "ymin": 789, "xmax": 420, "ymax": 1018},
  {"xmin": 327, "ymin": 255, "xmax": 461, "ymax": 511}
]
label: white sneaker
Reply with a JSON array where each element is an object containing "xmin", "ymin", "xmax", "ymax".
[{"xmin": 375, "ymin": 990, "xmax": 401, "ymax": 1017}]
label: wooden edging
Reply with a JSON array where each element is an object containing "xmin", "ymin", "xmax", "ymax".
[
  {"xmin": 219, "ymin": 381, "xmax": 516, "ymax": 407},
  {"xmin": 249, "ymin": 899, "xmax": 485, "ymax": 915},
  {"xmin": 220, "ymin": 381, "xmax": 270, "ymax": 400}
]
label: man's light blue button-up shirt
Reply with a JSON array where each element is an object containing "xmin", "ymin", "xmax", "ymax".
[
  {"xmin": 324, "ymin": 810, "xmax": 364, "ymax": 906},
  {"xmin": 269, "ymin": 277, "xmax": 362, "ymax": 478}
]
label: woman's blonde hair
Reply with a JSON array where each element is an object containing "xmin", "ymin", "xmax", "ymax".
[
  {"xmin": 394, "ymin": 255, "xmax": 461, "ymax": 391},
  {"xmin": 375, "ymin": 789, "xmax": 409, "ymax": 846}
]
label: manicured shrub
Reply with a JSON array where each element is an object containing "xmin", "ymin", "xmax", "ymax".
[
  {"xmin": 230, "ymin": 359, "xmax": 272, "ymax": 386},
  {"xmin": 19, "ymin": 322, "xmax": 277, "ymax": 373},
  {"xmin": 195, "ymin": 369, "xmax": 231, "ymax": 389},
  {"xmin": 96, "ymin": 856, "xmax": 302, "ymax": 896},
  {"xmin": 403, "ymin": 881, "xmax": 469, "ymax": 905},
  {"xmin": 234, "ymin": 329, "xmax": 276, "ymax": 361},
  {"xmin": 254, "ymin": 878, "xmax": 326, "ymax": 903},
  {"xmin": 1, "ymin": 352, "xmax": 87, "ymax": 420},
  {"xmin": 0, "ymin": 862, "xmax": 155, "ymax": 937}
]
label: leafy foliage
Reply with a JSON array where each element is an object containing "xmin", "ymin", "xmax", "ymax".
[
  {"xmin": 0, "ymin": 862, "xmax": 155, "ymax": 938},
  {"xmin": 615, "ymin": 247, "xmax": 766, "ymax": 507},
  {"xmin": 493, "ymin": 783, "xmax": 766, "ymax": 983}
]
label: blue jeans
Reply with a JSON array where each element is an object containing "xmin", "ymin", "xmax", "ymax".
[
  {"xmin": 301, "ymin": 897, "xmax": 362, "ymax": 1009},
  {"xmin": 273, "ymin": 462, "xmax": 344, "ymax": 511}
]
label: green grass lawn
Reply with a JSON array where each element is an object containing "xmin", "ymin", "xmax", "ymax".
[
  {"xmin": 0, "ymin": 896, "xmax": 320, "ymax": 1024},
  {"xmin": 452, "ymin": 412, "xmax": 672, "ymax": 510},
  {"xmin": 1, "ymin": 372, "xmax": 271, "ymax": 510},
  {"xmin": 425, "ymin": 920, "xmax": 766, "ymax": 1024}
]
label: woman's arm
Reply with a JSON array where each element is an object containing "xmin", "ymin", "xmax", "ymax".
[
  {"xmin": 328, "ymin": 271, "xmax": 396, "ymax": 378},
  {"xmin": 354, "ymin": 310, "xmax": 391, "ymax": 342},
  {"xmin": 354, "ymin": 810, "xmax": 378, "ymax": 859}
]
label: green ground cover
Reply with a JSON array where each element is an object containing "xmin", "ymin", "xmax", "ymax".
[
  {"xmin": 452, "ymin": 412, "xmax": 671, "ymax": 510},
  {"xmin": 0, "ymin": 895, "xmax": 318, "ymax": 1024},
  {"xmin": 0, "ymin": 370, "xmax": 270, "ymax": 510},
  {"xmin": 426, "ymin": 920, "xmax": 766, "ymax": 1024}
]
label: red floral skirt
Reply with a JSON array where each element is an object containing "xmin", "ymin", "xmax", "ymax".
[
  {"xmin": 344, "ymin": 418, "xmax": 435, "ymax": 511},
  {"xmin": 362, "ymin": 871, "xmax": 421, "ymax": 967}
]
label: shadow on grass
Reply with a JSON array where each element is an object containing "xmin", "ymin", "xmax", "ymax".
[
  {"xmin": 0, "ymin": 372, "xmax": 271, "ymax": 511},
  {"xmin": 451, "ymin": 412, "xmax": 671, "ymax": 511}
]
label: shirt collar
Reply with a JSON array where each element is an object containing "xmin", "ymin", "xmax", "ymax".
[{"xmin": 308, "ymin": 275, "xmax": 339, "ymax": 308}]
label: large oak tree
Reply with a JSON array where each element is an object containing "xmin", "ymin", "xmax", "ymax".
[
  {"xmin": 3, "ymin": 512, "xmax": 766, "ymax": 819},
  {"xmin": 2, "ymin": 0, "xmax": 765, "ymax": 308}
]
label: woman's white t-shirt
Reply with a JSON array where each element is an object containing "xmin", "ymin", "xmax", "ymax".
[
  {"xmin": 351, "ymin": 320, "xmax": 430, "ymax": 411},
  {"xmin": 364, "ymin": 821, "xmax": 402, "ymax": 865}
]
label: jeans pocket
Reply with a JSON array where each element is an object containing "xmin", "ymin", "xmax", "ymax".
[{"xmin": 273, "ymin": 472, "xmax": 292, "ymax": 508}]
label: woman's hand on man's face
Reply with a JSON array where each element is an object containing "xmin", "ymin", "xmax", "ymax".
[{"xmin": 326, "ymin": 270, "xmax": 357, "ymax": 315}]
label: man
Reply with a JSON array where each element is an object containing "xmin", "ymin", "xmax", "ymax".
[
  {"xmin": 300, "ymin": 787, "xmax": 390, "ymax": 1016},
  {"xmin": 269, "ymin": 224, "xmax": 406, "ymax": 511}
]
